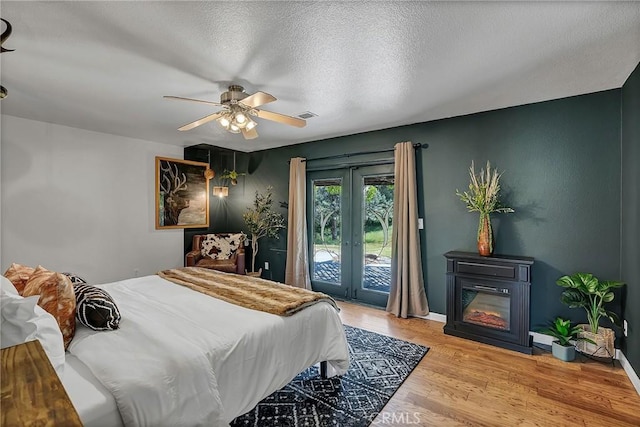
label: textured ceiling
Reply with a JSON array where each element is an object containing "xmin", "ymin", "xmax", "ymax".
[{"xmin": 1, "ymin": 1, "xmax": 639, "ymax": 152}]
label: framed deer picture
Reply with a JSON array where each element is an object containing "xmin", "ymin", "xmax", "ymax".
[{"xmin": 155, "ymin": 157, "xmax": 209, "ymax": 229}]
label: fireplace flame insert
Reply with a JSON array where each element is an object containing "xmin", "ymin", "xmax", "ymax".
[
  {"xmin": 462, "ymin": 284, "xmax": 511, "ymax": 331},
  {"xmin": 444, "ymin": 251, "xmax": 534, "ymax": 354}
]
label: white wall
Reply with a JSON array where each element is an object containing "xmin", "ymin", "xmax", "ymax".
[{"xmin": 1, "ymin": 115, "xmax": 185, "ymax": 283}]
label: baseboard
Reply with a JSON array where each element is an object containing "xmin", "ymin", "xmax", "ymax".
[
  {"xmin": 529, "ymin": 331, "xmax": 555, "ymax": 346},
  {"xmin": 617, "ymin": 350, "xmax": 640, "ymax": 396},
  {"xmin": 423, "ymin": 312, "xmax": 446, "ymax": 323}
]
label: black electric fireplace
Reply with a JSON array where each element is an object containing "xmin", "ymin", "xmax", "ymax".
[{"xmin": 444, "ymin": 251, "xmax": 534, "ymax": 354}]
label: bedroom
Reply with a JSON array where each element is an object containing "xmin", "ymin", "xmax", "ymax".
[{"xmin": 1, "ymin": 1, "xmax": 640, "ymax": 426}]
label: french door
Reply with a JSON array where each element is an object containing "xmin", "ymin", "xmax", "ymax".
[{"xmin": 307, "ymin": 165, "xmax": 394, "ymax": 307}]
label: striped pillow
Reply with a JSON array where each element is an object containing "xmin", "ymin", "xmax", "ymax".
[
  {"xmin": 62, "ymin": 272, "xmax": 88, "ymax": 285},
  {"xmin": 74, "ymin": 283, "xmax": 121, "ymax": 331}
]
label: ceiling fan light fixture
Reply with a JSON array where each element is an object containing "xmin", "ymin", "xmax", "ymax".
[
  {"xmin": 166, "ymin": 84, "xmax": 306, "ymax": 139},
  {"xmin": 218, "ymin": 116, "xmax": 230, "ymax": 128},
  {"xmin": 232, "ymin": 115, "xmax": 248, "ymax": 129}
]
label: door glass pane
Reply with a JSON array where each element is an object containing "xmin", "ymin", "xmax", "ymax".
[
  {"xmin": 312, "ymin": 178, "xmax": 342, "ymax": 285},
  {"xmin": 362, "ymin": 175, "xmax": 394, "ymax": 293}
]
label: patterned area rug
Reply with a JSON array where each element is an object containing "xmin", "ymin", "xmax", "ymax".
[{"xmin": 231, "ymin": 325, "xmax": 429, "ymax": 427}]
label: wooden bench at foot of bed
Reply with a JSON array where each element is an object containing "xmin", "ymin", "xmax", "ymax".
[{"xmin": 1, "ymin": 340, "xmax": 83, "ymax": 427}]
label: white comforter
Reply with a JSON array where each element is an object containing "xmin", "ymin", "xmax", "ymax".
[{"xmin": 68, "ymin": 274, "xmax": 350, "ymax": 427}]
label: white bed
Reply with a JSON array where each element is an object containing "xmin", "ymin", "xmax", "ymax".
[
  {"xmin": 63, "ymin": 354, "xmax": 124, "ymax": 426},
  {"xmin": 62, "ymin": 274, "xmax": 350, "ymax": 427}
]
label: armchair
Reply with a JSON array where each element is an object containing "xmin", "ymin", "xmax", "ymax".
[{"xmin": 186, "ymin": 233, "xmax": 246, "ymax": 275}]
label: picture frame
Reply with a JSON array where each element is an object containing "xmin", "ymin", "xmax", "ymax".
[{"xmin": 155, "ymin": 156, "xmax": 209, "ymax": 229}]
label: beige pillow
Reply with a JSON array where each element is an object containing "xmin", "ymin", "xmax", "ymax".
[
  {"xmin": 22, "ymin": 266, "xmax": 76, "ymax": 349},
  {"xmin": 3, "ymin": 263, "xmax": 36, "ymax": 294}
]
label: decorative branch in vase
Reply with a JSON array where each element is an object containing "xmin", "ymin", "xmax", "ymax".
[
  {"xmin": 242, "ymin": 186, "xmax": 285, "ymax": 276},
  {"xmin": 456, "ymin": 161, "xmax": 514, "ymax": 256}
]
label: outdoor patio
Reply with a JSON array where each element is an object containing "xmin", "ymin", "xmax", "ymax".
[{"xmin": 313, "ymin": 260, "xmax": 391, "ymax": 293}]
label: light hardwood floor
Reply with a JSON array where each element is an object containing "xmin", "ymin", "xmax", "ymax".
[{"xmin": 337, "ymin": 301, "xmax": 640, "ymax": 426}]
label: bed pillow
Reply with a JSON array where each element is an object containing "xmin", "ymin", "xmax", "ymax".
[
  {"xmin": 22, "ymin": 267, "xmax": 76, "ymax": 349},
  {"xmin": 62, "ymin": 272, "xmax": 88, "ymax": 285},
  {"xmin": 74, "ymin": 283, "xmax": 121, "ymax": 331},
  {"xmin": 1, "ymin": 290, "xmax": 66, "ymax": 377},
  {"xmin": 3, "ymin": 263, "xmax": 35, "ymax": 294},
  {"xmin": 1, "ymin": 275, "xmax": 19, "ymax": 295}
]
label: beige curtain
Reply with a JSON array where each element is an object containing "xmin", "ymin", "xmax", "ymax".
[
  {"xmin": 386, "ymin": 142, "xmax": 429, "ymax": 318},
  {"xmin": 285, "ymin": 158, "xmax": 312, "ymax": 289}
]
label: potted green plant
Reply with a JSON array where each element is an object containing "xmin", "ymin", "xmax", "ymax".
[
  {"xmin": 539, "ymin": 317, "xmax": 594, "ymax": 362},
  {"xmin": 220, "ymin": 169, "xmax": 245, "ymax": 186},
  {"xmin": 242, "ymin": 186, "xmax": 285, "ymax": 276},
  {"xmin": 556, "ymin": 272, "xmax": 625, "ymax": 358},
  {"xmin": 456, "ymin": 161, "xmax": 514, "ymax": 256},
  {"xmin": 220, "ymin": 152, "xmax": 246, "ymax": 186}
]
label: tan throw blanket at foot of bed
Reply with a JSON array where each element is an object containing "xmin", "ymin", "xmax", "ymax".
[{"xmin": 157, "ymin": 267, "xmax": 339, "ymax": 316}]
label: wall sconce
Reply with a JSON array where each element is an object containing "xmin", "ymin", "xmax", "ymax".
[{"xmin": 212, "ymin": 186, "xmax": 229, "ymax": 198}]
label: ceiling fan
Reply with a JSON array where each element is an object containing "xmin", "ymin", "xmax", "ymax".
[{"xmin": 164, "ymin": 85, "xmax": 306, "ymax": 140}]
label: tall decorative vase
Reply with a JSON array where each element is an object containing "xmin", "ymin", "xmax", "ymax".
[{"xmin": 477, "ymin": 214, "xmax": 493, "ymax": 256}]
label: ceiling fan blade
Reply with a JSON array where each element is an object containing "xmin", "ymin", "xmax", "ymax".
[
  {"xmin": 239, "ymin": 91, "xmax": 277, "ymax": 109},
  {"xmin": 164, "ymin": 95, "xmax": 223, "ymax": 107},
  {"xmin": 178, "ymin": 112, "xmax": 223, "ymax": 131},
  {"xmin": 242, "ymin": 127, "xmax": 258, "ymax": 140},
  {"xmin": 254, "ymin": 109, "xmax": 306, "ymax": 128}
]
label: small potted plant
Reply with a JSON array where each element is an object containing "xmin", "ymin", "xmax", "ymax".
[
  {"xmin": 456, "ymin": 161, "xmax": 514, "ymax": 256},
  {"xmin": 556, "ymin": 272, "xmax": 625, "ymax": 358},
  {"xmin": 220, "ymin": 169, "xmax": 245, "ymax": 186},
  {"xmin": 220, "ymin": 152, "xmax": 246, "ymax": 186},
  {"xmin": 539, "ymin": 317, "xmax": 594, "ymax": 362},
  {"xmin": 242, "ymin": 186, "xmax": 285, "ymax": 276}
]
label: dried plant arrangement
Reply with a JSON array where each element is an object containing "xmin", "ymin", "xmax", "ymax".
[{"xmin": 456, "ymin": 161, "xmax": 514, "ymax": 255}]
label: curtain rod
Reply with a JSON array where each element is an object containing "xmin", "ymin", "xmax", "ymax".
[
  {"xmin": 300, "ymin": 142, "xmax": 426, "ymax": 163},
  {"xmin": 306, "ymin": 158, "xmax": 394, "ymax": 172}
]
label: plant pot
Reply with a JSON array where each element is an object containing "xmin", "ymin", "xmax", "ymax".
[
  {"xmin": 477, "ymin": 214, "xmax": 493, "ymax": 256},
  {"xmin": 576, "ymin": 325, "xmax": 615, "ymax": 358},
  {"xmin": 551, "ymin": 341, "xmax": 576, "ymax": 362}
]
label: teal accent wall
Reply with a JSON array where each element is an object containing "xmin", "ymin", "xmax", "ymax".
[
  {"xmin": 183, "ymin": 146, "xmax": 291, "ymax": 277},
  {"xmin": 186, "ymin": 89, "xmax": 624, "ymax": 347},
  {"xmin": 622, "ymin": 62, "xmax": 640, "ymax": 375}
]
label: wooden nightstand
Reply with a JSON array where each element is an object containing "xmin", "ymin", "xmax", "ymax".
[{"xmin": 1, "ymin": 340, "xmax": 82, "ymax": 426}]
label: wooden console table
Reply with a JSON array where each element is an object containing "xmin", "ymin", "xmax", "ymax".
[{"xmin": 1, "ymin": 340, "xmax": 82, "ymax": 426}]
